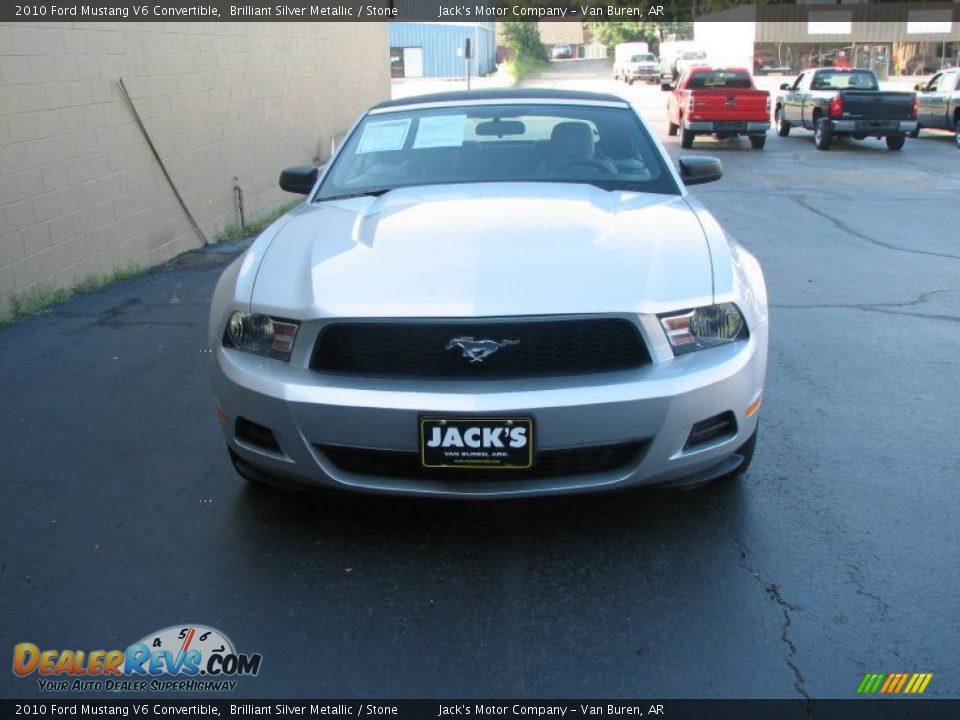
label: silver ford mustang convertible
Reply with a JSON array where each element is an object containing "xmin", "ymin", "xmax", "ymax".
[{"xmin": 209, "ymin": 89, "xmax": 768, "ymax": 497}]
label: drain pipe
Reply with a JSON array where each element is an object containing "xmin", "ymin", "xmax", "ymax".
[{"xmin": 233, "ymin": 177, "xmax": 246, "ymax": 231}]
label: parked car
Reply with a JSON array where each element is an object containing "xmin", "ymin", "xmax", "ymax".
[
  {"xmin": 552, "ymin": 43, "xmax": 573, "ymax": 60},
  {"xmin": 210, "ymin": 88, "xmax": 768, "ymax": 497},
  {"xmin": 774, "ymin": 68, "xmax": 918, "ymax": 150},
  {"xmin": 664, "ymin": 67, "xmax": 771, "ymax": 149},
  {"xmin": 612, "ymin": 41, "xmax": 650, "ymax": 80},
  {"xmin": 910, "ymin": 68, "xmax": 960, "ymax": 148},
  {"xmin": 622, "ymin": 52, "xmax": 660, "ymax": 85},
  {"xmin": 753, "ymin": 51, "xmax": 790, "ymax": 76}
]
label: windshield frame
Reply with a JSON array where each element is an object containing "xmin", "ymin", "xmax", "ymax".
[{"xmin": 312, "ymin": 100, "xmax": 682, "ymax": 202}]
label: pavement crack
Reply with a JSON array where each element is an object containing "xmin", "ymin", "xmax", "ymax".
[
  {"xmin": 793, "ymin": 197, "xmax": 960, "ymax": 260},
  {"xmin": 772, "ymin": 288, "xmax": 960, "ymax": 323},
  {"xmin": 733, "ymin": 538, "xmax": 813, "ymax": 715},
  {"xmin": 845, "ymin": 563, "xmax": 890, "ymax": 622}
]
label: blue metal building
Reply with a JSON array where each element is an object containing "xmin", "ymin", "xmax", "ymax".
[{"xmin": 389, "ymin": 22, "xmax": 497, "ymax": 79}]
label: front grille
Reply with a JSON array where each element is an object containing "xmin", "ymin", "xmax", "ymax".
[
  {"xmin": 318, "ymin": 442, "xmax": 648, "ymax": 482},
  {"xmin": 310, "ymin": 318, "xmax": 651, "ymax": 379}
]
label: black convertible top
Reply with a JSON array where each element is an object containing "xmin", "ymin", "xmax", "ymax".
[{"xmin": 372, "ymin": 88, "xmax": 628, "ymax": 111}]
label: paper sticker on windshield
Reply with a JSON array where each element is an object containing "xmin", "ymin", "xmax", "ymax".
[
  {"xmin": 412, "ymin": 115, "xmax": 467, "ymax": 149},
  {"xmin": 356, "ymin": 118, "xmax": 411, "ymax": 154}
]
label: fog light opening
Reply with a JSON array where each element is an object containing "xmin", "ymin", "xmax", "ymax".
[
  {"xmin": 684, "ymin": 411, "xmax": 738, "ymax": 451},
  {"xmin": 235, "ymin": 417, "xmax": 282, "ymax": 455}
]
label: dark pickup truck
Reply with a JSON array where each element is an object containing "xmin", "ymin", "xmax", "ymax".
[
  {"xmin": 911, "ymin": 68, "xmax": 960, "ymax": 148},
  {"xmin": 774, "ymin": 68, "xmax": 918, "ymax": 151}
]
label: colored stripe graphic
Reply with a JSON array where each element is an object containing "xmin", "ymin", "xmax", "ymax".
[{"xmin": 857, "ymin": 672, "xmax": 933, "ymax": 694}]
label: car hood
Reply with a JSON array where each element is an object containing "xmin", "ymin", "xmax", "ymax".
[{"xmin": 250, "ymin": 183, "xmax": 713, "ymax": 318}]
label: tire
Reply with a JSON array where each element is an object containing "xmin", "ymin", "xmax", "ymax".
[
  {"xmin": 667, "ymin": 119, "xmax": 678, "ymax": 136},
  {"xmin": 955, "ymin": 118, "xmax": 960, "ymax": 150},
  {"xmin": 749, "ymin": 134, "xmax": 767, "ymax": 150},
  {"xmin": 627, "ymin": 77, "xmax": 634, "ymax": 86},
  {"xmin": 907, "ymin": 124, "xmax": 920, "ymax": 139},
  {"xmin": 814, "ymin": 117, "xmax": 832, "ymax": 150},
  {"xmin": 680, "ymin": 128, "xmax": 695, "ymax": 149},
  {"xmin": 885, "ymin": 133, "xmax": 906, "ymax": 151},
  {"xmin": 775, "ymin": 107, "xmax": 790, "ymax": 137}
]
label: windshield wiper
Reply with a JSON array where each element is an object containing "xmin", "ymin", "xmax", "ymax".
[{"xmin": 319, "ymin": 188, "xmax": 392, "ymax": 202}]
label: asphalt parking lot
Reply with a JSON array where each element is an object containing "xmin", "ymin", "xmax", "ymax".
[{"xmin": 2, "ymin": 60, "xmax": 958, "ymax": 700}]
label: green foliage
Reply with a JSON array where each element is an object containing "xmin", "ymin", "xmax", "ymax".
[
  {"xmin": 3, "ymin": 264, "xmax": 142, "ymax": 325},
  {"xmin": 216, "ymin": 199, "xmax": 300, "ymax": 243},
  {"xmin": 501, "ymin": 21, "xmax": 548, "ymax": 62},
  {"xmin": 504, "ymin": 56, "xmax": 550, "ymax": 85},
  {"xmin": 588, "ymin": 21, "xmax": 658, "ymax": 53}
]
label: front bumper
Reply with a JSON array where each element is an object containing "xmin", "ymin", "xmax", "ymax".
[
  {"xmin": 626, "ymin": 68, "xmax": 659, "ymax": 80},
  {"xmin": 828, "ymin": 119, "xmax": 917, "ymax": 134},
  {"xmin": 212, "ymin": 320, "xmax": 768, "ymax": 498},
  {"xmin": 685, "ymin": 120, "xmax": 771, "ymax": 134}
]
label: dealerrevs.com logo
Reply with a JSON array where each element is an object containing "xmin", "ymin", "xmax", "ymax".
[{"xmin": 12, "ymin": 624, "xmax": 262, "ymax": 692}]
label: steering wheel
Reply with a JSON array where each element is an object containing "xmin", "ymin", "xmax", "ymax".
[{"xmin": 555, "ymin": 159, "xmax": 616, "ymax": 174}]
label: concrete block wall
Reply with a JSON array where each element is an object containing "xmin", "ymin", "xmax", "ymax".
[{"xmin": 0, "ymin": 22, "xmax": 391, "ymax": 315}]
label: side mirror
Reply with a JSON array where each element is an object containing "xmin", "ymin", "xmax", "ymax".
[
  {"xmin": 913, "ymin": 83, "xmax": 925, "ymax": 92},
  {"xmin": 780, "ymin": 83, "xmax": 791, "ymax": 91},
  {"xmin": 279, "ymin": 166, "xmax": 319, "ymax": 194},
  {"xmin": 661, "ymin": 82, "xmax": 674, "ymax": 91},
  {"xmin": 678, "ymin": 156, "xmax": 723, "ymax": 186}
]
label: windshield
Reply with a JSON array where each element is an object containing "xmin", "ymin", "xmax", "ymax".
[
  {"xmin": 811, "ymin": 70, "xmax": 879, "ymax": 91},
  {"xmin": 315, "ymin": 103, "xmax": 680, "ymax": 199},
  {"xmin": 631, "ymin": 54, "xmax": 656, "ymax": 63}
]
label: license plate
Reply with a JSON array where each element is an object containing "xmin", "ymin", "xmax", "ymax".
[{"xmin": 420, "ymin": 417, "xmax": 533, "ymax": 469}]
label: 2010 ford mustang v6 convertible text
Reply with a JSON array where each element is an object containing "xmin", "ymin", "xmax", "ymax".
[{"xmin": 209, "ymin": 89, "xmax": 768, "ymax": 497}]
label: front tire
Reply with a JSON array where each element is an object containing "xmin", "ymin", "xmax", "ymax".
[
  {"xmin": 680, "ymin": 128, "xmax": 695, "ymax": 149},
  {"xmin": 775, "ymin": 107, "xmax": 791, "ymax": 137},
  {"xmin": 955, "ymin": 118, "xmax": 960, "ymax": 150},
  {"xmin": 749, "ymin": 134, "xmax": 767, "ymax": 150},
  {"xmin": 667, "ymin": 118, "xmax": 678, "ymax": 136},
  {"xmin": 814, "ymin": 117, "xmax": 832, "ymax": 150},
  {"xmin": 885, "ymin": 133, "xmax": 906, "ymax": 151}
]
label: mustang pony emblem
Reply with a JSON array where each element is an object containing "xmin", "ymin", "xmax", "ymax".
[{"xmin": 445, "ymin": 337, "xmax": 520, "ymax": 363}]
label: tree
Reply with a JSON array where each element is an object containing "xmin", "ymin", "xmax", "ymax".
[
  {"xmin": 501, "ymin": 22, "xmax": 548, "ymax": 62},
  {"xmin": 588, "ymin": 22, "xmax": 658, "ymax": 51}
]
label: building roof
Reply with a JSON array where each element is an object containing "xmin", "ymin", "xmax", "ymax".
[
  {"xmin": 538, "ymin": 21, "xmax": 585, "ymax": 45},
  {"xmin": 371, "ymin": 88, "xmax": 627, "ymax": 110}
]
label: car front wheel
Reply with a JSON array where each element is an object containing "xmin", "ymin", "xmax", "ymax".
[
  {"xmin": 681, "ymin": 128, "xmax": 695, "ymax": 149},
  {"xmin": 955, "ymin": 119, "xmax": 960, "ymax": 149}
]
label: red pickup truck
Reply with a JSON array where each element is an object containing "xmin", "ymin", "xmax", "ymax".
[{"xmin": 663, "ymin": 67, "xmax": 771, "ymax": 149}]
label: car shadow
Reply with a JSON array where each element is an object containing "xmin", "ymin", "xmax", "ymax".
[{"xmin": 226, "ymin": 473, "xmax": 751, "ymax": 564}]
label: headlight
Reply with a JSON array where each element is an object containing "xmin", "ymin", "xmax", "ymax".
[
  {"xmin": 223, "ymin": 312, "xmax": 299, "ymax": 361},
  {"xmin": 658, "ymin": 303, "xmax": 748, "ymax": 355}
]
